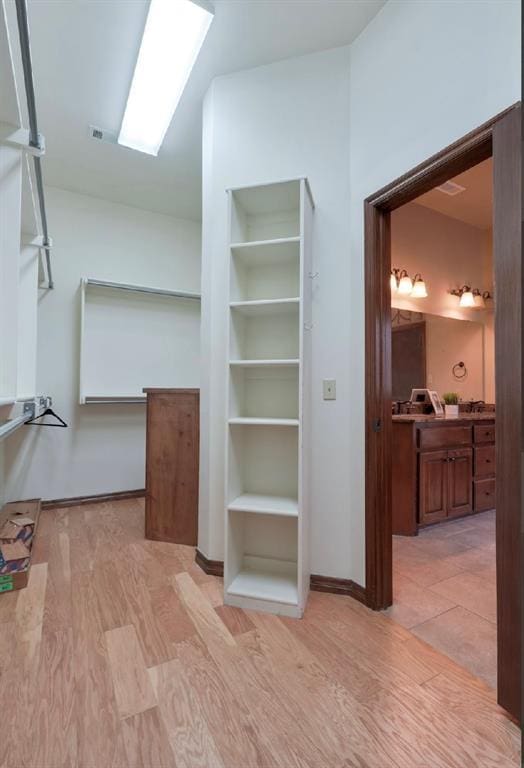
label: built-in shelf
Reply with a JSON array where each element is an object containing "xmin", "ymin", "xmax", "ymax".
[
  {"xmin": 228, "ymin": 493, "xmax": 299, "ymax": 517},
  {"xmin": 229, "ymin": 298, "xmax": 299, "ymax": 315},
  {"xmin": 229, "ymin": 359, "xmax": 300, "ymax": 367},
  {"xmin": 225, "ymin": 178, "xmax": 313, "ymax": 619},
  {"xmin": 228, "ymin": 417, "xmax": 298, "ymax": 427},
  {"xmin": 230, "ymin": 236, "xmax": 300, "ymax": 262},
  {"xmin": 226, "ymin": 556, "xmax": 298, "ymax": 605}
]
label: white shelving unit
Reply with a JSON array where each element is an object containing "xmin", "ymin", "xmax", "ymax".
[{"xmin": 224, "ymin": 178, "xmax": 314, "ymax": 618}]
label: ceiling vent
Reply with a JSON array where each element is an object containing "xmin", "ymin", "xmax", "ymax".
[
  {"xmin": 436, "ymin": 180, "xmax": 466, "ymax": 196},
  {"xmin": 88, "ymin": 124, "xmax": 118, "ymax": 145}
]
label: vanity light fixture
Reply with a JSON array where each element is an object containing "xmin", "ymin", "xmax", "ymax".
[
  {"xmin": 451, "ymin": 285, "xmax": 492, "ymax": 309},
  {"xmin": 391, "ymin": 268, "xmax": 428, "ymax": 298}
]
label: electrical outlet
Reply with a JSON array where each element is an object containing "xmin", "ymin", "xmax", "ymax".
[{"xmin": 323, "ymin": 379, "xmax": 336, "ymax": 400}]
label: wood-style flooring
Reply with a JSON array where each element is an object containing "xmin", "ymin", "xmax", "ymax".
[{"xmin": 0, "ymin": 499, "xmax": 519, "ymax": 767}]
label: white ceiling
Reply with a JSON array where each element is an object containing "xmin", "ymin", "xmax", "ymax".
[{"xmin": 21, "ymin": 0, "xmax": 385, "ymax": 220}]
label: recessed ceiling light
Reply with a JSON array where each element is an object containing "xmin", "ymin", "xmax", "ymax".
[{"xmin": 118, "ymin": 0, "xmax": 214, "ymax": 156}]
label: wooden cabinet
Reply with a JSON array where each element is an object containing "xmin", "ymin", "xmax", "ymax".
[
  {"xmin": 393, "ymin": 417, "xmax": 494, "ymax": 534},
  {"xmin": 447, "ymin": 448, "xmax": 473, "ymax": 518},
  {"xmin": 419, "ymin": 447, "xmax": 472, "ymax": 524},
  {"xmin": 144, "ymin": 388, "xmax": 199, "ymax": 546},
  {"xmin": 419, "ymin": 450, "xmax": 447, "ymax": 524}
]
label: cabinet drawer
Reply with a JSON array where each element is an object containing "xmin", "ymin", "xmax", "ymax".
[
  {"xmin": 418, "ymin": 426, "xmax": 471, "ymax": 450},
  {"xmin": 474, "ymin": 445, "xmax": 495, "ymax": 478},
  {"xmin": 474, "ymin": 424, "xmax": 495, "ymax": 444},
  {"xmin": 474, "ymin": 478, "xmax": 496, "ymax": 512}
]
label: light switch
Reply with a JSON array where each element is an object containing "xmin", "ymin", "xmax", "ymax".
[{"xmin": 323, "ymin": 379, "xmax": 336, "ymax": 400}]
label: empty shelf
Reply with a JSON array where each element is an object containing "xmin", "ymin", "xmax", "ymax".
[
  {"xmin": 230, "ymin": 298, "xmax": 299, "ymax": 315},
  {"xmin": 227, "ymin": 556, "xmax": 298, "ymax": 605},
  {"xmin": 228, "ymin": 493, "xmax": 298, "ymax": 517},
  {"xmin": 230, "ymin": 236, "xmax": 300, "ymax": 266},
  {"xmin": 228, "ymin": 417, "xmax": 298, "ymax": 427},
  {"xmin": 230, "ymin": 359, "xmax": 299, "ymax": 367}
]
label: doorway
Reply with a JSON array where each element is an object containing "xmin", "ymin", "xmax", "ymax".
[{"xmin": 364, "ymin": 104, "xmax": 521, "ymax": 720}]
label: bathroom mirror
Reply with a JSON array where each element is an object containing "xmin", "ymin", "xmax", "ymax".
[{"xmin": 391, "ymin": 309, "xmax": 494, "ymax": 404}]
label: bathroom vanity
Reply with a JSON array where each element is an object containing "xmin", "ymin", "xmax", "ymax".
[{"xmin": 392, "ymin": 413, "xmax": 495, "ymax": 535}]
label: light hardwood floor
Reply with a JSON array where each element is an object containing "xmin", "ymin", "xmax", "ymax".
[{"xmin": 0, "ymin": 499, "xmax": 519, "ymax": 767}]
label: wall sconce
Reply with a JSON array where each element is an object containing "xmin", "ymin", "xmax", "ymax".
[
  {"xmin": 391, "ymin": 268, "xmax": 428, "ymax": 298},
  {"xmin": 451, "ymin": 285, "xmax": 493, "ymax": 309}
]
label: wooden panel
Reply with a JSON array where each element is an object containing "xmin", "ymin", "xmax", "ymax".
[
  {"xmin": 419, "ymin": 451, "xmax": 447, "ymax": 525},
  {"xmin": 447, "ymin": 448, "xmax": 473, "ymax": 518},
  {"xmin": 105, "ymin": 624, "xmax": 157, "ymax": 719},
  {"xmin": 392, "ymin": 322, "xmax": 426, "ymax": 401},
  {"xmin": 474, "ymin": 445, "xmax": 496, "ymax": 478},
  {"xmin": 473, "ymin": 424, "xmax": 496, "ymax": 444},
  {"xmin": 474, "ymin": 478, "xmax": 496, "ymax": 513},
  {"xmin": 493, "ymin": 104, "xmax": 521, "ymax": 720},
  {"xmin": 418, "ymin": 426, "xmax": 472, "ymax": 451},
  {"xmin": 364, "ymin": 201, "xmax": 392, "ymax": 610},
  {"xmin": 145, "ymin": 390, "xmax": 199, "ymax": 546},
  {"xmin": 392, "ymin": 421, "xmax": 417, "ymax": 535}
]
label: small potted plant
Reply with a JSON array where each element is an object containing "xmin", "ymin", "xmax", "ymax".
[{"xmin": 442, "ymin": 392, "xmax": 459, "ymax": 418}]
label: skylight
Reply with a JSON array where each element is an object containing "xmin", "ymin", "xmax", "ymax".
[{"xmin": 118, "ymin": 0, "xmax": 214, "ymax": 156}]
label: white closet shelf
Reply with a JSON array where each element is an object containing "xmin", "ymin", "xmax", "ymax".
[
  {"xmin": 229, "ymin": 298, "xmax": 299, "ymax": 316},
  {"xmin": 230, "ymin": 238, "xmax": 300, "ymax": 266},
  {"xmin": 230, "ymin": 236, "xmax": 300, "ymax": 250},
  {"xmin": 228, "ymin": 493, "xmax": 298, "ymax": 517},
  {"xmin": 228, "ymin": 417, "xmax": 298, "ymax": 427},
  {"xmin": 227, "ymin": 556, "xmax": 298, "ymax": 605},
  {"xmin": 229, "ymin": 359, "xmax": 300, "ymax": 368}
]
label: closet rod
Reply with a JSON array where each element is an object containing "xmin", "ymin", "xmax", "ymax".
[
  {"xmin": 0, "ymin": 414, "xmax": 27, "ymax": 441},
  {"xmin": 84, "ymin": 278, "xmax": 201, "ymax": 301},
  {"xmin": 15, "ymin": 0, "xmax": 53, "ymax": 289}
]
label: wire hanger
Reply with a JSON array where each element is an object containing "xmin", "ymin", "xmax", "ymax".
[{"xmin": 25, "ymin": 407, "xmax": 68, "ymax": 428}]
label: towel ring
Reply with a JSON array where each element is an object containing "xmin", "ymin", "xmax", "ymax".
[{"xmin": 452, "ymin": 361, "xmax": 467, "ymax": 380}]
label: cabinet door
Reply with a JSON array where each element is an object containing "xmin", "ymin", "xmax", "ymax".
[
  {"xmin": 145, "ymin": 392, "xmax": 199, "ymax": 545},
  {"xmin": 447, "ymin": 448, "xmax": 473, "ymax": 518},
  {"xmin": 419, "ymin": 451, "xmax": 448, "ymax": 525}
]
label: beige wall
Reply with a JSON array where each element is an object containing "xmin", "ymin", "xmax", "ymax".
[
  {"xmin": 391, "ymin": 202, "xmax": 494, "ymax": 403},
  {"xmin": 425, "ymin": 315, "xmax": 485, "ymax": 402},
  {"xmin": 391, "ymin": 203, "xmax": 492, "ymax": 321}
]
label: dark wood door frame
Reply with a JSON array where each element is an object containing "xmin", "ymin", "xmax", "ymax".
[{"xmin": 364, "ymin": 103, "xmax": 522, "ymax": 721}]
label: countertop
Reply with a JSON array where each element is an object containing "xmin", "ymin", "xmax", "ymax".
[{"xmin": 392, "ymin": 412, "xmax": 495, "ymax": 424}]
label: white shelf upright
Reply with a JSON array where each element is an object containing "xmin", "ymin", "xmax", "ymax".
[{"xmin": 224, "ymin": 178, "xmax": 314, "ymax": 618}]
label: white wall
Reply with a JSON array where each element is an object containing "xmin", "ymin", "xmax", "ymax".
[
  {"xmin": 201, "ymin": 0, "xmax": 520, "ymax": 584},
  {"xmin": 199, "ymin": 46, "xmax": 352, "ymax": 574},
  {"xmin": 4, "ymin": 187, "xmax": 201, "ymax": 502}
]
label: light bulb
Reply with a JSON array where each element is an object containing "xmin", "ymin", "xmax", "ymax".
[
  {"xmin": 473, "ymin": 291, "xmax": 485, "ymax": 309},
  {"xmin": 459, "ymin": 290, "xmax": 475, "ymax": 308},
  {"xmin": 411, "ymin": 275, "xmax": 428, "ymax": 298},
  {"xmin": 398, "ymin": 273, "xmax": 413, "ymax": 295}
]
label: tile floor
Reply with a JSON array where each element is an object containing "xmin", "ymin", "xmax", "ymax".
[{"xmin": 387, "ymin": 510, "xmax": 496, "ymax": 689}]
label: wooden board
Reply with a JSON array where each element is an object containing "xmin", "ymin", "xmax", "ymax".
[{"xmin": 145, "ymin": 390, "xmax": 199, "ymax": 546}]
